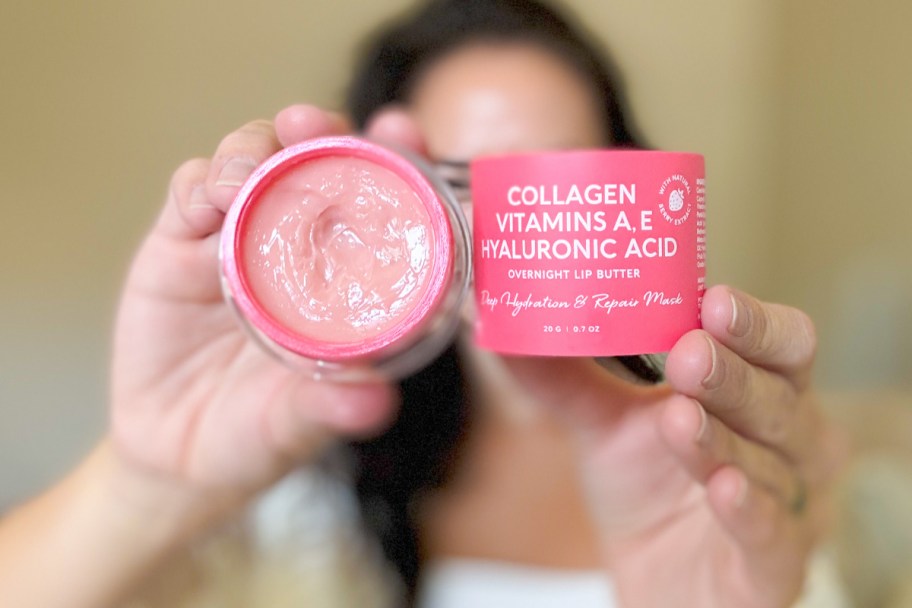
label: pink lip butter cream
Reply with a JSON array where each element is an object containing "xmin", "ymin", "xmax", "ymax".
[
  {"xmin": 220, "ymin": 136, "xmax": 471, "ymax": 379},
  {"xmin": 471, "ymin": 150, "xmax": 705, "ymax": 356}
]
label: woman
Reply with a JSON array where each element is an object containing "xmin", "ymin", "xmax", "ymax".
[{"xmin": 0, "ymin": 1, "xmax": 844, "ymax": 606}]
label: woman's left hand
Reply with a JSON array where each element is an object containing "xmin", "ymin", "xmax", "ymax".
[{"xmin": 503, "ymin": 285, "xmax": 846, "ymax": 608}]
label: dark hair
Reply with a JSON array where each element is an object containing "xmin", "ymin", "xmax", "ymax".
[
  {"xmin": 347, "ymin": 0, "xmax": 644, "ymax": 147},
  {"xmin": 344, "ymin": 0, "xmax": 653, "ymax": 604}
]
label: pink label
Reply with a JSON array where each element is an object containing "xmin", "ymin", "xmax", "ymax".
[{"xmin": 471, "ymin": 150, "xmax": 705, "ymax": 356}]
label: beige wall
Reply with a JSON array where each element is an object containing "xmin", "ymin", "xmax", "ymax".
[
  {"xmin": 1, "ymin": 1, "xmax": 909, "ymax": 504},
  {"xmin": 779, "ymin": 1, "xmax": 912, "ymax": 388}
]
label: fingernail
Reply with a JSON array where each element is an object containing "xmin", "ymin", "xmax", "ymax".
[
  {"xmin": 694, "ymin": 403, "xmax": 710, "ymax": 443},
  {"xmin": 728, "ymin": 291, "xmax": 750, "ymax": 337},
  {"xmin": 187, "ymin": 184, "xmax": 213, "ymax": 210},
  {"xmin": 215, "ymin": 157, "xmax": 257, "ymax": 187},
  {"xmin": 701, "ymin": 336, "xmax": 718, "ymax": 387}
]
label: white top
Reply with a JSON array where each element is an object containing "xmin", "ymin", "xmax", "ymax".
[
  {"xmin": 416, "ymin": 553, "xmax": 852, "ymax": 608},
  {"xmin": 417, "ymin": 559, "xmax": 616, "ymax": 608}
]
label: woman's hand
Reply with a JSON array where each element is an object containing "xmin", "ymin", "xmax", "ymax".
[
  {"xmin": 109, "ymin": 105, "xmax": 400, "ymax": 518},
  {"xmin": 503, "ymin": 286, "xmax": 845, "ymax": 608},
  {"xmin": 0, "ymin": 105, "xmax": 412, "ymax": 608}
]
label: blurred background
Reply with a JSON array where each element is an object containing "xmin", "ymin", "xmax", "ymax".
[{"xmin": 1, "ymin": 0, "xmax": 910, "ymax": 506}]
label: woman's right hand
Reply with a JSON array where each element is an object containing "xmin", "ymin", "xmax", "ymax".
[
  {"xmin": 0, "ymin": 106, "xmax": 413, "ymax": 608},
  {"xmin": 109, "ymin": 106, "xmax": 399, "ymax": 518}
]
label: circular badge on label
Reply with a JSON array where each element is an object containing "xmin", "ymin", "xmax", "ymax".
[{"xmin": 658, "ymin": 174, "xmax": 693, "ymax": 226}]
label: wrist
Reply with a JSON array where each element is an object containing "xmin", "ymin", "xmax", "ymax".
[
  {"xmin": 0, "ymin": 440, "xmax": 249, "ymax": 608},
  {"xmin": 95, "ymin": 438, "xmax": 246, "ymax": 552}
]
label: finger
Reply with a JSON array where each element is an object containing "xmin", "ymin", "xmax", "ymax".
[
  {"xmin": 659, "ymin": 396, "xmax": 800, "ymax": 506},
  {"xmin": 702, "ymin": 285, "xmax": 817, "ymax": 390},
  {"xmin": 273, "ymin": 104, "xmax": 352, "ymax": 148},
  {"xmin": 264, "ymin": 376, "xmax": 399, "ymax": 465},
  {"xmin": 707, "ymin": 466, "xmax": 810, "ymax": 600},
  {"xmin": 364, "ymin": 105, "xmax": 428, "ymax": 156},
  {"xmin": 156, "ymin": 158, "xmax": 222, "ymax": 240},
  {"xmin": 665, "ymin": 331, "xmax": 810, "ymax": 460},
  {"xmin": 178, "ymin": 353, "xmax": 399, "ymax": 488},
  {"xmin": 206, "ymin": 119, "xmax": 281, "ymax": 212}
]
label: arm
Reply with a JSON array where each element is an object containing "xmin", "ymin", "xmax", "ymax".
[{"xmin": 0, "ymin": 442, "xmax": 226, "ymax": 608}]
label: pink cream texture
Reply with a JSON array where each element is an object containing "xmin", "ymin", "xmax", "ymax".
[{"xmin": 240, "ymin": 156, "xmax": 434, "ymax": 344}]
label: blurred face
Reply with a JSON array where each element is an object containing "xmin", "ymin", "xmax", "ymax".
[{"xmin": 408, "ymin": 41, "xmax": 608, "ymax": 162}]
